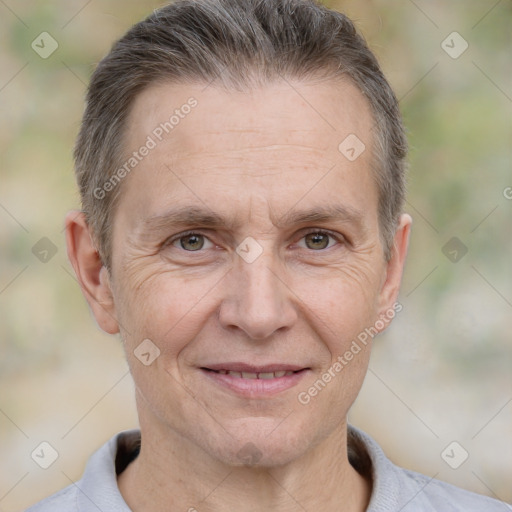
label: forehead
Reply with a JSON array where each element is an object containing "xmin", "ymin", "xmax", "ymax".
[
  {"xmin": 116, "ymin": 78, "xmax": 377, "ymax": 232},
  {"xmin": 127, "ymin": 78, "xmax": 373, "ymax": 155}
]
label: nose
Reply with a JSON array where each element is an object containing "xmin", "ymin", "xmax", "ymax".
[{"xmin": 218, "ymin": 252, "xmax": 298, "ymax": 340}]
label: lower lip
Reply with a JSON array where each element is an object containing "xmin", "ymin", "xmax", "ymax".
[{"xmin": 201, "ymin": 369, "xmax": 309, "ymax": 398}]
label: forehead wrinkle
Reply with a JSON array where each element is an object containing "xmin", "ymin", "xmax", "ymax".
[{"xmin": 166, "ymin": 145, "xmax": 331, "ymax": 172}]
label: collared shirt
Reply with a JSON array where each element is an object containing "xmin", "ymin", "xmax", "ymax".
[{"xmin": 26, "ymin": 426, "xmax": 510, "ymax": 511}]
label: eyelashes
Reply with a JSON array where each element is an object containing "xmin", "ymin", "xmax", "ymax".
[
  {"xmin": 165, "ymin": 229, "xmax": 345, "ymax": 254},
  {"xmin": 171, "ymin": 232, "xmax": 213, "ymax": 251}
]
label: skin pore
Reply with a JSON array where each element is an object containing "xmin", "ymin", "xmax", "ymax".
[{"xmin": 66, "ymin": 78, "xmax": 411, "ymax": 512}]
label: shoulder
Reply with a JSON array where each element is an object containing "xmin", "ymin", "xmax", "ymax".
[
  {"xmin": 348, "ymin": 426, "xmax": 510, "ymax": 512},
  {"xmin": 25, "ymin": 430, "xmax": 139, "ymax": 512},
  {"xmin": 398, "ymin": 467, "xmax": 510, "ymax": 511},
  {"xmin": 25, "ymin": 484, "xmax": 77, "ymax": 512}
]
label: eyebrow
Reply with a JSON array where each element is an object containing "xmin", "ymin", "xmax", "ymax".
[
  {"xmin": 139, "ymin": 203, "xmax": 367, "ymax": 237},
  {"xmin": 275, "ymin": 204, "xmax": 366, "ymax": 231},
  {"xmin": 140, "ymin": 206, "xmax": 232, "ymax": 233}
]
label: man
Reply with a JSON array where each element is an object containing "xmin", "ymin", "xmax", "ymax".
[{"xmin": 27, "ymin": 0, "xmax": 508, "ymax": 510}]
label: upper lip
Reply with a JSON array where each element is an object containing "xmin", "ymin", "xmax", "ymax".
[{"xmin": 201, "ymin": 363, "xmax": 308, "ymax": 373}]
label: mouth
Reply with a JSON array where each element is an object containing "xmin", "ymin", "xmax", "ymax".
[
  {"xmin": 200, "ymin": 363, "xmax": 310, "ymax": 397},
  {"xmin": 204, "ymin": 369, "xmax": 299, "ymax": 379}
]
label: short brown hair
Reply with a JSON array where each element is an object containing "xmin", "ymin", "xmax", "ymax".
[{"xmin": 75, "ymin": 0, "xmax": 407, "ymax": 269}]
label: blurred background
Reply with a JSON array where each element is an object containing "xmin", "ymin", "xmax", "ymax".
[{"xmin": 0, "ymin": 0, "xmax": 510, "ymax": 510}]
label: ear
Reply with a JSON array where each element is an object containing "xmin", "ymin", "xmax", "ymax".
[
  {"xmin": 65, "ymin": 211, "xmax": 120, "ymax": 334},
  {"xmin": 376, "ymin": 213, "xmax": 412, "ymax": 318}
]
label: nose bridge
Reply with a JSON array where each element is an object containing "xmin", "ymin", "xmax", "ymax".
[
  {"xmin": 241, "ymin": 252, "xmax": 279, "ymax": 308},
  {"xmin": 220, "ymin": 247, "xmax": 296, "ymax": 339}
]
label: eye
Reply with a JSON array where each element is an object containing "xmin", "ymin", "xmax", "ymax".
[
  {"xmin": 298, "ymin": 231, "xmax": 338, "ymax": 250},
  {"xmin": 171, "ymin": 232, "xmax": 213, "ymax": 251}
]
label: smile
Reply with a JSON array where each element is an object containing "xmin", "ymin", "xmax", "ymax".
[
  {"xmin": 207, "ymin": 369, "xmax": 297, "ymax": 379},
  {"xmin": 200, "ymin": 365, "xmax": 310, "ymax": 397}
]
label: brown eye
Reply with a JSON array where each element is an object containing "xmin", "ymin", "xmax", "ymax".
[
  {"xmin": 178, "ymin": 234, "xmax": 205, "ymax": 251},
  {"xmin": 304, "ymin": 232, "xmax": 331, "ymax": 250}
]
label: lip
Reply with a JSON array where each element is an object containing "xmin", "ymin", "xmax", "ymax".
[
  {"xmin": 200, "ymin": 363, "xmax": 310, "ymax": 398},
  {"xmin": 204, "ymin": 362, "xmax": 306, "ymax": 373}
]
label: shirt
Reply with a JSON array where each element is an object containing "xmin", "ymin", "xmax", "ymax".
[{"xmin": 26, "ymin": 426, "xmax": 510, "ymax": 511}]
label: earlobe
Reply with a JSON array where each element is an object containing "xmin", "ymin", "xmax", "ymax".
[
  {"xmin": 65, "ymin": 211, "xmax": 120, "ymax": 334},
  {"xmin": 377, "ymin": 213, "xmax": 412, "ymax": 318}
]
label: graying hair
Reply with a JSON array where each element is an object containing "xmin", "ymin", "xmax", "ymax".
[{"xmin": 75, "ymin": 0, "xmax": 407, "ymax": 268}]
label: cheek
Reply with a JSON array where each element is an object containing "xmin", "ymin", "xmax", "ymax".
[
  {"xmin": 114, "ymin": 267, "xmax": 222, "ymax": 360},
  {"xmin": 290, "ymin": 260, "xmax": 383, "ymax": 345},
  {"xmin": 116, "ymin": 275, "xmax": 219, "ymax": 417}
]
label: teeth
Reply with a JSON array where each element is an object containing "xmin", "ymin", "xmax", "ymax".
[
  {"xmin": 258, "ymin": 372, "xmax": 275, "ymax": 380},
  {"xmin": 215, "ymin": 370, "xmax": 297, "ymax": 379}
]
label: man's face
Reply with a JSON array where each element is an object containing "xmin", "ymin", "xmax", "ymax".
[{"xmin": 105, "ymin": 79, "xmax": 406, "ymax": 466}]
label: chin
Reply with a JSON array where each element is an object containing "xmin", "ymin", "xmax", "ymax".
[{"xmin": 205, "ymin": 421, "xmax": 313, "ymax": 468}]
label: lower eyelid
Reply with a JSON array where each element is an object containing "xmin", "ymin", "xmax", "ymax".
[{"xmin": 164, "ymin": 232, "xmax": 207, "ymax": 249}]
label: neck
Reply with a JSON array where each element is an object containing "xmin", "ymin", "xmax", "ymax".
[{"xmin": 118, "ymin": 414, "xmax": 371, "ymax": 512}]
